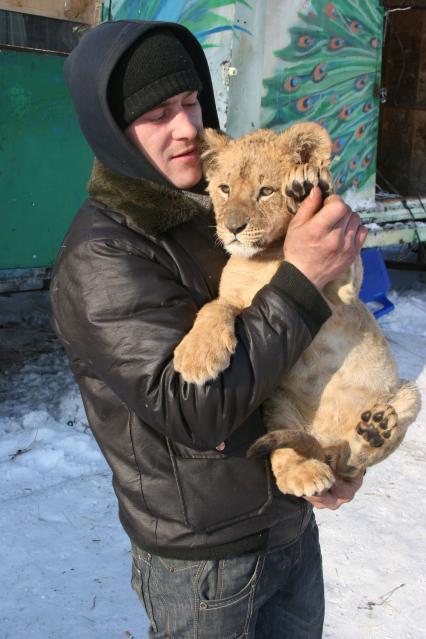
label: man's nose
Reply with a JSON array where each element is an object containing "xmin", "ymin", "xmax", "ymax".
[{"xmin": 171, "ymin": 109, "xmax": 199, "ymax": 139}]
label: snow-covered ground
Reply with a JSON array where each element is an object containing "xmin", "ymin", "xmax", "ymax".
[{"xmin": 0, "ymin": 273, "xmax": 425, "ymax": 639}]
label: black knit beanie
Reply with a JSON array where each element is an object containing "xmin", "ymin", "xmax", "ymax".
[{"xmin": 108, "ymin": 28, "xmax": 203, "ymax": 129}]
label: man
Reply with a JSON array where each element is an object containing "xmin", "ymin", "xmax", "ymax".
[{"xmin": 51, "ymin": 20, "xmax": 366, "ymax": 638}]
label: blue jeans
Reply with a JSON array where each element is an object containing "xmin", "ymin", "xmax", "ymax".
[{"xmin": 131, "ymin": 516, "xmax": 324, "ymax": 638}]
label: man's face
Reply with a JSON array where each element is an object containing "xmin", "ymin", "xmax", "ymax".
[{"xmin": 125, "ymin": 90, "xmax": 204, "ymax": 189}]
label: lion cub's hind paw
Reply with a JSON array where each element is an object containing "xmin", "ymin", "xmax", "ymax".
[
  {"xmin": 273, "ymin": 456, "xmax": 335, "ymax": 498},
  {"xmin": 356, "ymin": 404, "xmax": 398, "ymax": 449}
]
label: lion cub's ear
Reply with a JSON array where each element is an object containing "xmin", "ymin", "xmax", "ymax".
[
  {"xmin": 199, "ymin": 128, "xmax": 232, "ymax": 172},
  {"xmin": 277, "ymin": 122, "xmax": 332, "ymax": 167}
]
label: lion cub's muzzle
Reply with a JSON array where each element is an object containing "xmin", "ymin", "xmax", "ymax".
[{"xmin": 224, "ymin": 210, "xmax": 250, "ymax": 236}]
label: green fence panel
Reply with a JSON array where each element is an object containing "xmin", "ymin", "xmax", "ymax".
[{"xmin": 0, "ymin": 49, "xmax": 93, "ymax": 269}]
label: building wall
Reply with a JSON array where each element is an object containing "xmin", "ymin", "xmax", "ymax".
[
  {"xmin": 0, "ymin": 0, "xmax": 384, "ymax": 272},
  {"xmin": 258, "ymin": 0, "xmax": 383, "ymax": 204},
  {"xmin": 108, "ymin": 0, "xmax": 384, "ymax": 205}
]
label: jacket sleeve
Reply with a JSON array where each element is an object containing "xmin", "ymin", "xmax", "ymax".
[{"xmin": 51, "ymin": 237, "xmax": 331, "ymax": 450}]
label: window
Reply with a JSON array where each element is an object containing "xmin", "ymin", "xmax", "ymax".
[{"xmin": 0, "ymin": 9, "xmax": 88, "ymax": 53}]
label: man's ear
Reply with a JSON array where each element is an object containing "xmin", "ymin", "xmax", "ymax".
[
  {"xmin": 277, "ymin": 122, "xmax": 332, "ymax": 166},
  {"xmin": 199, "ymin": 128, "xmax": 232, "ymax": 172}
]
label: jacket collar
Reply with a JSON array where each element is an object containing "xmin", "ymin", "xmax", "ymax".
[{"xmin": 87, "ymin": 159, "xmax": 211, "ymax": 237}]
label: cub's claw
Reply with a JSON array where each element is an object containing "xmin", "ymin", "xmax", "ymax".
[
  {"xmin": 283, "ymin": 164, "xmax": 332, "ymax": 214},
  {"xmin": 356, "ymin": 404, "xmax": 398, "ymax": 449}
]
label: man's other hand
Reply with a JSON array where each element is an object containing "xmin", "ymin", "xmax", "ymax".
[
  {"xmin": 303, "ymin": 472, "xmax": 365, "ymax": 510},
  {"xmin": 283, "ymin": 186, "xmax": 368, "ymax": 291}
]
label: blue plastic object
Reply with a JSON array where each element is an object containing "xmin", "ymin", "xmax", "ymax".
[{"xmin": 359, "ymin": 248, "xmax": 395, "ymax": 319}]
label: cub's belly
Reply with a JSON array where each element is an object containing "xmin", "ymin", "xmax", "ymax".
[{"xmin": 265, "ymin": 322, "xmax": 400, "ymax": 439}]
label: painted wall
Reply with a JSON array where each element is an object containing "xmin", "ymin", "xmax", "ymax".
[
  {"xmin": 108, "ymin": 0, "xmax": 383, "ymax": 205},
  {"xmin": 258, "ymin": 0, "xmax": 383, "ymax": 204},
  {"xmin": 1, "ymin": 0, "xmax": 384, "ymax": 272}
]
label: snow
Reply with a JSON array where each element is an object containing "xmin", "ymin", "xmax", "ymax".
[
  {"xmin": 0, "ymin": 296, "xmax": 148, "ymax": 639},
  {"xmin": 1, "ymin": 274, "xmax": 425, "ymax": 639},
  {"xmin": 343, "ymin": 188, "xmax": 376, "ymax": 212},
  {"xmin": 318, "ymin": 280, "xmax": 426, "ymax": 639}
]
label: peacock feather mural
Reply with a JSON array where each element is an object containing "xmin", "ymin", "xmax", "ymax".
[
  {"xmin": 261, "ymin": 1, "xmax": 384, "ymax": 196},
  {"xmin": 106, "ymin": 0, "xmax": 251, "ymax": 44}
]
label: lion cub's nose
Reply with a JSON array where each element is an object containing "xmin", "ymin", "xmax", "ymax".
[
  {"xmin": 225, "ymin": 210, "xmax": 249, "ymax": 235},
  {"xmin": 227, "ymin": 222, "xmax": 247, "ymax": 235}
]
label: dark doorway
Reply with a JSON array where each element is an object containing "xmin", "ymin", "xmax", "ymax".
[{"xmin": 377, "ymin": 3, "xmax": 426, "ymax": 197}]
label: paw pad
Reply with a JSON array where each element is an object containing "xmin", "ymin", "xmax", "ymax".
[{"xmin": 356, "ymin": 405, "xmax": 397, "ymax": 448}]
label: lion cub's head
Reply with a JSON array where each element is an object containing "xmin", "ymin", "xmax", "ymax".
[{"xmin": 201, "ymin": 123, "xmax": 331, "ymax": 257}]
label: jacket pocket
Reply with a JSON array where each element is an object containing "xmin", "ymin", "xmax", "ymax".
[{"xmin": 167, "ymin": 440, "xmax": 273, "ymax": 533}]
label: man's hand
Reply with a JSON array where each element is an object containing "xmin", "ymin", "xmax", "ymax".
[
  {"xmin": 303, "ymin": 472, "xmax": 364, "ymax": 510},
  {"xmin": 283, "ymin": 186, "xmax": 368, "ymax": 291}
]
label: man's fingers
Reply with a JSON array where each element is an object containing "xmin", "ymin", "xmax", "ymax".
[
  {"xmin": 343, "ymin": 210, "xmax": 362, "ymax": 233},
  {"xmin": 338, "ymin": 211, "xmax": 362, "ymax": 244},
  {"xmin": 322, "ymin": 193, "xmax": 342, "ymax": 206},
  {"xmin": 325, "ymin": 209, "xmax": 364, "ymax": 254},
  {"xmin": 339, "ymin": 212, "xmax": 368, "ymax": 253},
  {"xmin": 303, "ymin": 473, "xmax": 364, "ymax": 510},
  {"xmin": 356, "ymin": 224, "xmax": 369, "ymax": 250},
  {"xmin": 290, "ymin": 185, "xmax": 324, "ymax": 225},
  {"xmin": 313, "ymin": 197, "xmax": 352, "ymax": 230},
  {"xmin": 303, "ymin": 494, "xmax": 347, "ymax": 510}
]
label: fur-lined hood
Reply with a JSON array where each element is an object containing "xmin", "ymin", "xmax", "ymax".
[{"xmin": 88, "ymin": 159, "xmax": 212, "ymax": 237}]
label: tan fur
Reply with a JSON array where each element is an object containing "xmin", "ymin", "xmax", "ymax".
[{"xmin": 174, "ymin": 123, "xmax": 422, "ymax": 497}]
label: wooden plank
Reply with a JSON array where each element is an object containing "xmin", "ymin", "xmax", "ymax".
[
  {"xmin": 357, "ymin": 197, "xmax": 426, "ymax": 247},
  {"xmin": 363, "ymin": 226, "xmax": 426, "ymax": 247},
  {"xmin": 0, "ymin": 0, "xmax": 102, "ymax": 24},
  {"xmin": 361, "ymin": 210, "xmax": 426, "ymax": 223},
  {"xmin": 0, "ymin": 267, "xmax": 51, "ymax": 293},
  {"xmin": 359, "ymin": 203, "xmax": 426, "ymax": 224}
]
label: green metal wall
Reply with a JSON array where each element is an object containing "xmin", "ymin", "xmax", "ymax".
[{"xmin": 0, "ymin": 49, "xmax": 93, "ymax": 269}]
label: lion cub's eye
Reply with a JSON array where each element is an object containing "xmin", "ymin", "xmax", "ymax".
[
  {"xmin": 258, "ymin": 186, "xmax": 275, "ymax": 198},
  {"xmin": 219, "ymin": 184, "xmax": 230, "ymax": 195}
]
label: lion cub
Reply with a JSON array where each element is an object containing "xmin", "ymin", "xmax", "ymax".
[{"xmin": 174, "ymin": 123, "xmax": 421, "ymax": 497}]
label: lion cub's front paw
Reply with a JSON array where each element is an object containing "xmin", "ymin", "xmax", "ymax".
[
  {"xmin": 174, "ymin": 325, "xmax": 237, "ymax": 385},
  {"xmin": 284, "ymin": 164, "xmax": 332, "ymax": 214},
  {"xmin": 356, "ymin": 404, "xmax": 398, "ymax": 449},
  {"xmin": 272, "ymin": 453, "xmax": 335, "ymax": 497}
]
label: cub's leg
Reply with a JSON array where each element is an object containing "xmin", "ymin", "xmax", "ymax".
[
  {"xmin": 174, "ymin": 299, "xmax": 238, "ymax": 384},
  {"xmin": 342, "ymin": 381, "xmax": 421, "ymax": 472},
  {"xmin": 271, "ymin": 448, "xmax": 335, "ymax": 498},
  {"xmin": 283, "ymin": 165, "xmax": 332, "ymax": 214}
]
